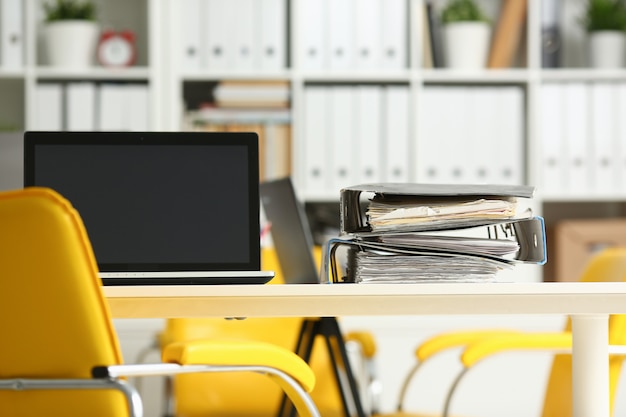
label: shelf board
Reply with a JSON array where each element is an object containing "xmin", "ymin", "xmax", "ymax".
[
  {"xmin": 541, "ymin": 194, "xmax": 626, "ymax": 203},
  {"xmin": 299, "ymin": 70, "xmax": 412, "ymax": 83},
  {"xmin": 541, "ymin": 68, "xmax": 626, "ymax": 82},
  {"xmin": 188, "ymin": 108, "xmax": 291, "ymax": 124},
  {"xmin": 180, "ymin": 70, "xmax": 291, "ymax": 82},
  {"xmin": 34, "ymin": 66, "xmax": 151, "ymax": 80},
  {"xmin": 422, "ymin": 68, "xmax": 530, "ymax": 83},
  {"xmin": 300, "ymin": 192, "xmax": 340, "ymax": 203},
  {"xmin": 0, "ymin": 68, "xmax": 25, "ymax": 79}
]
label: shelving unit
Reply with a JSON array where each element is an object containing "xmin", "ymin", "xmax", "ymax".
[
  {"xmin": 0, "ymin": 0, "xmax": 164, "ymax": 131},
  {"xmin": 4, "ymin": 0, "xmax": 626, "ymax": 282},
  {"xmin": 166, "ymin": 0, "xmax": 538, "ymax": 202}
]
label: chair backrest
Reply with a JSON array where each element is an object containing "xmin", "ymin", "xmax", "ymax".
[
  {"xmin": 542, "ymin": 247, "xmax": 626, "ymax": 417},
  {"xmin": 0, "ymin": 187, "xmax": 127, "ymax": 416}
]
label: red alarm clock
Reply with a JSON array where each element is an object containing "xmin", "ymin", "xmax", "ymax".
[{"xmin": 97, "ymin": 30, "xmax": 136, "ymax": 67}]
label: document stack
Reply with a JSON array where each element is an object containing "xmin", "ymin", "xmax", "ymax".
[{"xmin": 322, "ymin": 183, "xmax": 547, "ymax": 284}]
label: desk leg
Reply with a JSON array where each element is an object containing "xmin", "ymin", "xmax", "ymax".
[{"xmin": 571, "ymin": 314, "xmax": 609, "ymax": 417}]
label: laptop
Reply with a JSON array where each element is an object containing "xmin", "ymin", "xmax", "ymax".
[
  {"xmin": 23, "ymin": 131, "xmax": 274, "ymax": 286},
  {"xmin": 260, "ymin": 177, "xmax": 320, "ymax": 284}
]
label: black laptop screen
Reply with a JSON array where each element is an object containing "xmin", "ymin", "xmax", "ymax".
[{"xmin": 24, "ymin": 131, "xmax": 260, "ymax": 272}]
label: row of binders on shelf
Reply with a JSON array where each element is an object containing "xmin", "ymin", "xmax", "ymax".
[
  {"xmin": 0, "ymin": 0, "xmax": 22, "ymax": 69},
  {"xmin": 303, "ymin": 84, "xmax": 410, "ymax": 197},
  {"xmin": 179, "ymin": 0, "xmax": 407, "ymax": 72},
  {"xmin": 299, "ymin": 0, "xmax": 407, "ymax": 71},
  {"xmin": 419, "ymin": 85, "xmax": 525, "ymax": 186},
  {"xmin": 179, "ymin": 0, "xmax": 287, "ymax": 71},
  {"xmin": 541, "ymin": 82, "xmax": 626, "ymax": 196},
  {"xmin": 34, "ymin": 82, "xmax": 150, "ymax": 132},
  {"xmin": 322, "ymin": 183, "xmax": 547, "ymax": 284}
]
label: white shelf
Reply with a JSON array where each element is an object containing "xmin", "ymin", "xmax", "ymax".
[
  {"xmin": 33, "ymin": 66, "xmax": 152, "ymax": 81},
  {"xmin": 421, "ymin": 69, "xmax": 531, "ymax": 83},
  {"xmin": 298, "ymin": 71, "xmax": 413, "ymax": 83},
  {"xmin": 6, "ymin": 0, "xmax": 626, "ymax": 285},
  {"xmin": 540, "ymin": 68, "xmax": 626, "ymax": 81},
  {"xmin": 179, "ymin": 70, "xmax": 292, "ymax": 82},
  {"xmin": 0, "ymin": 69, "xmax": 25, "ymax": 79},
  {"xmin": 541, "ymin": 194, "xmax": 626, "ymax": 203}
]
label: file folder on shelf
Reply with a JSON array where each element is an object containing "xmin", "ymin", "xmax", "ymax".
[
  {"xmin": 322, "ymin": 183, "xmax": 546, "ymax": 284},
  {"xmin": 0, "ymin": 0, "xmax": 23, "ymax": 69},
  {"xmin": 179, "ymin": 0, "xmax": 202, "ymax": 70}
]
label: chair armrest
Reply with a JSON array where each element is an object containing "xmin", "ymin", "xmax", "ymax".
[
  {"xmin": 1, "ymin": 377, "xmax": 143, "ymax": 417},
  {"xmin": 460, "ymin": 331, "xmax": 572, "ymax": 367},
  {"xmin": 345, "ymin": 331, "xmax": 377, "ymax": 358},
  {"xmin": 441, "ymin": 331, "xmax": 579, "ymax": 417},
  {"xmin": 161, "ymin": 339, "xmax": 319, "ymax": 417},
  {"xmin": 93, "ymin": 341, "xmax": 321, "ymax": 417},
  {"xmin": 416, "ymin": 329, "xmax": 522, "ymax": 362},
  {"xmin": 461, "ymin": 331, "xmax": 626, "ymax": 366},
  {"xmin": 395, "ymin": 329, "xmax": 520, "ymax": 412},
  {"xmin": 439, "ymin": 332, "xmax": 626, "ymax": 417},
  {"xmin": 162, "ymin": 339, "xmax": 315, "ymax": 391}
]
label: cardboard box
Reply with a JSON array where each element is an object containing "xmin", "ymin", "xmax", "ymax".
[{"xmin": 551, "ymin": 218, "xmax": 626, "ymax": 282}]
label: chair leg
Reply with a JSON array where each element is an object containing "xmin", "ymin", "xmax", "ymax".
[{"xmin": 162, "ymin": 375, "xmax": 175, "ymax": 417}]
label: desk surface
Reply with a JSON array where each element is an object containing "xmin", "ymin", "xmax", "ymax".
[{"xmin": 104, "ymin": 282, "xmax": 626, "ymax": 318}]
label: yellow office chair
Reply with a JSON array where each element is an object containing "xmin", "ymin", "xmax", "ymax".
[
  {"xmin": 0, "ymin": 187, "xmax": 320, "ymax": 417},
  {"xmin": 159, "ymin": 247, "xmax": 379, "ymax": 417},
  {"xmin": 394, "ymin": 246, "xmax": 626, "ymax": 417}
]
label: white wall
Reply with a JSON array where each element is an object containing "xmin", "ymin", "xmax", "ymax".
[{"xmin": 0, "ymin": 132, "xmax": 23, "ymax": 190}]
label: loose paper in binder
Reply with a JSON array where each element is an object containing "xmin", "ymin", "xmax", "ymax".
[{"xmin": 340, "ymin": 183, "xmax": 535, "ymax": 234}]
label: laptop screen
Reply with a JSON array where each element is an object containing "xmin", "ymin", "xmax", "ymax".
[
  {"xmin": 24, "ymin": 131, "xmax": 261, "ymax": 273},
  {"xmin": 260, "ymin": 178, "xmax": 320, "ymax": 284}
]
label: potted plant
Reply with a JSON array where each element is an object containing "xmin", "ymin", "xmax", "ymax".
[
  {"xmin": 42, "ymin": 0, "xmax": 99, "ymax": 68},
  {"xmin": 580, "ymin": 0, "xmax": 626, "ymax": 68},
  {"xmin": 440, "ymin": 0, "xmax": 491, "ymax": 69}
]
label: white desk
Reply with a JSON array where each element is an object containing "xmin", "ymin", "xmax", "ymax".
[{"xmin": 105, "ymin": 282, "xmax": 626, "ymax": 417}]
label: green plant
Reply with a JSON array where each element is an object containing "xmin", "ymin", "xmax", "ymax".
[
  {"xmin": 580, "ymin": 0, "xmax": 626, "ymax": 31},
  {"xmin": 42, "ymin": 0, "xmax": 96, "ymax": 22},
  {"xmin": 441, "ymin": 0, "xmax": 490, "ymax": 24}
]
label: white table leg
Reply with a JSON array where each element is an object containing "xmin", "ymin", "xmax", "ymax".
[{"xmin": 571, "ymin": 314, "xmax": 609, "ymax": 417}]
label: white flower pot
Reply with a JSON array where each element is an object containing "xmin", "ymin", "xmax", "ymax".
[
  {"xmin": 443, "ymin": 21, "xmax": 491, "ymax": 69},
  {"xmin": 44, "ymin": 20, "xmax": 99, "ymax": 68},
  {"xmin": 589, "ymin": 30, "xmax": 626, "ymax": 68}
]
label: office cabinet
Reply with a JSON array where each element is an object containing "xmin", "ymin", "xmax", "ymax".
[
  {"xmin": 0, "ymin": 0, "xmax": 162, "ymax": 132},
  {"xmin": 6, "ymin": 0, "xmax": 626, "ymax": 281}
]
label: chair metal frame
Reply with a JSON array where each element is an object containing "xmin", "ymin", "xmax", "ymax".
[{"xmin": 1, "ymin": 363, "xmax": 320, "ymax": 417}]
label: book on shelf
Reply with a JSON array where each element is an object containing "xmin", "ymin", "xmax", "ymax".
[
  {"xmin": 213, "ymin": 80, "xmax": 290, "ymax": 108},
  {"xmin": 541, "ymin": 0, "xmax": 561, "ymax": 68},
  {"xmin": 322, "ymin": 183, "xmax": 546, "ymax": 284},
  {"xmin": 425, "ymin": 0, "xmax": 444, "ymax": 68},
  {"xmin": 421, "ymin": 2, "xmax": 433, "ymax": 68},
  {"xmin": 183, "ymin": 108, "xmax": 291, "ymax": 182},
  {"xmin": 487, "ymin": 0, "xmax": 528, "ymax": 68}
]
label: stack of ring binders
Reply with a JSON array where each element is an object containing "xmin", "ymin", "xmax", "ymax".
[{"xmin": 322, "ymin": 183, "xmax": 547, "ymax": 284}]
